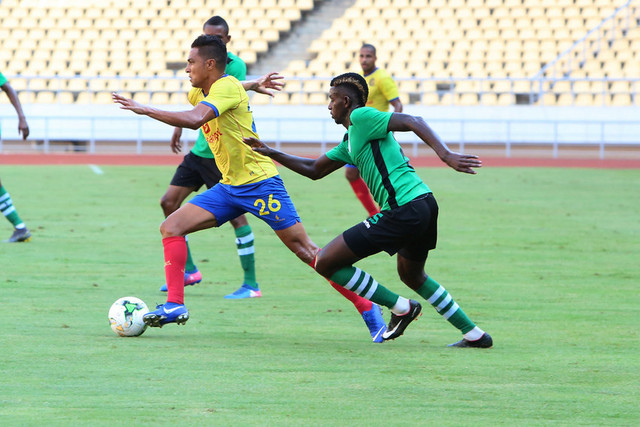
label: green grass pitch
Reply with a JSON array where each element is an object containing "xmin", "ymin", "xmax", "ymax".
[{"xmin": 1, "ymin": 165, "xmax": 638, "ymax": 425}]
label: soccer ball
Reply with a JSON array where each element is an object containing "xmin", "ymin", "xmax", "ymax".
[{"xmin": 108, "ymin": 296, "xmax": 149, "ymax": 337}]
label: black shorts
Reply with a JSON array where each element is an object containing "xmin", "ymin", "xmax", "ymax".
[
  {"xmin": 343, "ymin": 193, "xmax": 438, "ymax": 262},
  {"xmin": 169, "ymin": 152, "xmax": 223, "ymax": 190}
]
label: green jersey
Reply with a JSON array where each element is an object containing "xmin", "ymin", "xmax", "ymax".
[
  {"xmin": 0, "ymin": 72, "xmax": 7, "ymax": 134},
  {"xmin": 225, "ymin": 51, "xmax": 247, "ymax": 81},
  {"xmin": 326, "ymin": 107, "xmax": 430, "ymax": 211},
  {"xmin": 191, "ymin": 52, "xmax": 247, "ymax": 158}
]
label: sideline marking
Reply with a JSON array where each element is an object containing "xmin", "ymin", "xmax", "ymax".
[{"xmin": 89, "ymin": 164, "xmax": 104, "ymax": 175}]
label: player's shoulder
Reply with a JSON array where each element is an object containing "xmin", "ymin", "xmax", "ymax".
[
  {"xmin": 187, "ymin": 86, "xmax": 204, "ymax": 104},
  {"xmin": 227, "ymin": 51, "xmax": 246, "ymax": 67},
  {"xmin": 214, "ymin": 74, "xmax": 241, "ymax": 87},
  {"xmin": 350, "ymin": 106, "xmax": 379, "ymax": 123},
  {"xmin": 210, "ymin": 75, "xmax": 244, "ymax": 94},
  {"xmin": 374, "ymin": 68, "xmax": 392, "ymax": 79}
]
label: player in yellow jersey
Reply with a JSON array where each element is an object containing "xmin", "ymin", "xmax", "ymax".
[
  {"xmin": 113, "ymin": 35, "xmax": 387, "ymax": 341},
  {"xmin": 160, "ymin": 16, "xmax": 264, "ymax": 299},
  {"xmin": 345, "ymin": 43, "xmax": 405, "ymax": 217},
  {"xmin": 359, "ymin": 44, "xmax": 403, "ymax": 113}
]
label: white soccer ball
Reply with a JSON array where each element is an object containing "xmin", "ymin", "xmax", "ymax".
[{"xmin": 108, "ymin": 296, "xmax": 149, "ymax": 337}]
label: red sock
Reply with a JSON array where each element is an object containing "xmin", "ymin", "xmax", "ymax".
[
  {"xmin": 349, "ymin": 176, "xmax": 379, "ymax": 217},
  {"xmin": 163, "ymin": 236, "xmax": 187, "ymax": 305},
  {"xmin": 309, "ymin": 254, "xmax": 373, "ymax": 315}
]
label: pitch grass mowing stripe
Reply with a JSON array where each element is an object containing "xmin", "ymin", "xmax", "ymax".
[{"xmin": 0, "ymin": 165, "xmax": 638, "ymax": 425}]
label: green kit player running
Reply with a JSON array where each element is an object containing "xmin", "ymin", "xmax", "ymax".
[
  {"xmin": 161, "ymin": 16, "xmax": 265, "ymax": 298},
  {"xmin": 245, "ymin": 73, "xmax": 492, "ymax": 347},
  {"xmin": 1, "ymin": 71, "xmax": 31, "ymax": 243}
]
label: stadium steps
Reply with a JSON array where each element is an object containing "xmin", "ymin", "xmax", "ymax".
[{"xmin": 248, "ymin": 0, "xmax": 357, "ymax": 76}]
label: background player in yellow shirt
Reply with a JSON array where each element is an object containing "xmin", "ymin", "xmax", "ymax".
[
  {"xmin": 345, "ymin": 43, "xmax": 404, "ymax": 218},
  {"xmin": 0, "ymin": 71, "xmax": 32, "ymax": 243},
  {"xmin": 113, "ymin": 35, "xmax": 387, "ymax": 341}
]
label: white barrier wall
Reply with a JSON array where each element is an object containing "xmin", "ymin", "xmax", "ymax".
[{"xmin": 1, "ymin": 103, "xmax": 639, "ymax": 155}]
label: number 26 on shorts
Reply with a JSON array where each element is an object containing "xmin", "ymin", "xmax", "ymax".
[{"xmin": 254, "ymin": 194, "xmax": 282, "ymax": 216}]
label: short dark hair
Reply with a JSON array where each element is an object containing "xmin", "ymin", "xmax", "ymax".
[
  {"xmin": 191, "ymin": 34, "xmax": 227, "ymax": 71},
  {"xmin": 203, "ymin": 15, "xmax": 229, "ymax": 35},
  {"xmin": 361, "ymin": 43, "xmax": 376, "ymax": 55},
  {"xmin": 330, "ymin": 72, "xmax": 369, "ymax": 107}
]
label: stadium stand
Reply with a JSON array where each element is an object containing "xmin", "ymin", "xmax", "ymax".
[{"xmin": 0, "ymin": 0, "xmax": 638, "ymax": 107}]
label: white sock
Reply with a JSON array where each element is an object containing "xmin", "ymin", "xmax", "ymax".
[
  {"xmin": 391, "ymin": 297, "xmax": 411, "ymax": 315},
  {"xmin": 463, "ymin": 326, "xmax": 485, "ymax": 341}
]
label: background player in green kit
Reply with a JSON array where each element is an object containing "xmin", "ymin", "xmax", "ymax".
[
  {"xmin": 162, "ymin": 16, "xmax": 265, "ymax": 298},
  {"xmin": 0, "ymin": 71, "xmax": 32, "ymax": 243},
  {"xmin": 245, "ymin": 73, "xmax": 493, "ymax": 347}
]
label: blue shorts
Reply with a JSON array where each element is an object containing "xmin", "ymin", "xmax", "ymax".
[{"xmin": 188, "ymin": 175, "xmax": 301, "ymax": 230}]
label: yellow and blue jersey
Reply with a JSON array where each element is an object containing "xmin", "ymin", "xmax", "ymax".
[
  {"xmin": 360, "ymin": 68, "xmax": 400, "ymax": 112},
  {"xmin": 188, "ymin": 75, "xmax": 278, "ymax": 186}
]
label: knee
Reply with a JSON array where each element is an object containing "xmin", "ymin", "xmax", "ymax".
[
  {"xmin": 160, "ymin": 219, "xmax": 181, "ymax": 238},
  {"xmin": 314, "ymin": 253, "xmax": 338, "ymax": 278},
  {"xmin": 160, "ymin": 195, "xmax": 179, "ymax": 215},
  {"xmin": 345, "ymin": 167, "xmax": 359, "ymax": 182},
  {"xmin": 398, "ymin": 268, "xmax": 426, "ymax": 290},
  {"xmin": 292, "ymin": 247, "xmax": 315, "ymax": 266},
  {"xmin": 230, "ymin": 215, "xmax": 248, "ymax": 228}
]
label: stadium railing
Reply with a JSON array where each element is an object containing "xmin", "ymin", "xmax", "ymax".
[{"xmin": 2, "ymin": 104, "xmax": 638, "ymax": 158}]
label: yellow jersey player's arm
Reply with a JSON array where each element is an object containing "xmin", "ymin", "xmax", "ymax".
[
  {"xmin": 379, "ymin": 74, "xmax": 403, "ymax": 112},
  {"xmin": 113, "ymin": 93, "xmax": 216, "ymax": 129},
  {"xmin": 390, "ymin": 97, "xmax": 403, "ymax": 113}
]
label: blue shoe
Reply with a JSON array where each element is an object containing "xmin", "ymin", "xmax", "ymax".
[
  {"xmin": 362, "ymin": 304, "xmax": 387, "ymax": 343},
  {"xmin": 142, "ymin": 302, "xmax": 189, "ymax": 327},
  {"xmin": 224, "ymin": 283, "xmax": 261, "ymax": 299},
  {"xmin": 160, "ymin": 270, "xmax": 202, "ymax": 292}
]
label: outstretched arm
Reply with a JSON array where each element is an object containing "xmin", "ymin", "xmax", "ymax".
[
  {"xmin": 1, "ymin": 82, "xmax": 29, "ymax": 139},
  {"xmin": 242, "ymin": 72, "xmax": 284, "ymax": 97},
  {"xmin": 387, "ymin": 113, "xmax": 482, "ymax": 174},
  {"xmin": 112, "ymin": 93, "xmax": 215, "ymax": 129},
  {"xmin": 244, "ymin": 137, "xmax": 344, "ymax": 180}
]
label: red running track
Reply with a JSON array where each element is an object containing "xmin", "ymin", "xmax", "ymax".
[{"xmin": 1, "ymin": 153, "xmax": 640, "ymax": 169}]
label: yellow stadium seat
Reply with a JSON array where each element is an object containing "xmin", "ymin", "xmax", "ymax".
[
  {"xmin": 35, "ymin": 91, "xmax": 55, "ymax": 103},
  {"xmin": 609, "ymin": 94, "xmax": 631, "ymax": 106},
  {"xmin": 250, "ymin": 94, "xmax": 271, "ymax": 105},
  {"xmin": 556, "ymin": 93, "xmax": 574, "ymax": 106},
  {"xmin": 150, "ymin": 92, "xmax": 170, "ymax": 104},
  {"xmin": 494, "ymin": 93, "xmax": 512, "ymax": 105},
  {"xmin": 169, "ymin": 92, "xmax": 188, "ymax": 105},
  {"xmin": 76, "ymin": 91, "xmax": 95, "ymax": 104},
  {"xmin": 480, "ymin": 93, "xmax": 498, "ymax": 105},
  {"xmin": 56, "ymin": 91, "xmax": 75, "ymax": 104},
  {"xmin": 307, "ymin": 92, "xmax": 328, "ymax": 105},
  {"xmin": 456, "ymin": 93, "xmax": 479, "ymax": 106}
]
